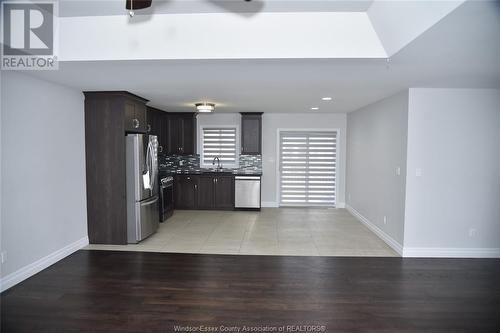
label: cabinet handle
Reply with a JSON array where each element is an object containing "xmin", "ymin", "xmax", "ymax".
[
  {"xmin": 194, "ymin": 184, "xmax": 197, "ymax": 190},
  {"xmin": 133, "ymin": 118, "xmax": 140, "ymax": 129},
  {"xmin": 147, "ymin": 124, "xmax": 151, "ymax": 132},
  {"xmin": 158, "ymin": 145, "xmax": 163, "ymax": 153},
  {"xmin": 187, "ymin": 177, "xmax": 191, "ymax": 180}
]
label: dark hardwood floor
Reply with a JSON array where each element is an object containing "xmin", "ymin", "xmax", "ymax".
[{"xmin": 2, "ymin": 250, "xmax": 500, "ymax": 332}]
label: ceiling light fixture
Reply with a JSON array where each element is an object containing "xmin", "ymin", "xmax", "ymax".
[
  {"xmin": 322, "ymin": 97, "xmax": 332, "ymax": 101},
  {"xmin": 311, "ymin": 107, "xmax": 319, "ymax": 110},
  {"xmin": 195, "ymin": 102, "xmax": 215, "ymax": 113}
]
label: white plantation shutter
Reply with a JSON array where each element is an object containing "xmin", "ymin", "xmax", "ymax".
[
  {"xmin": 202, "ymin": 127, "xmax": 237, "ymax": 166},
  {"xmin": 279, "ymin": 131, "xmax": 337, "ymax": 207}
]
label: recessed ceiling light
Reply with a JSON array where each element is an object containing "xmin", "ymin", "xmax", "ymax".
[
  {"xmin": 322, "ymin": 97, "xmax": 332, "ymax": 101},
  {"xmin": 311, "ymin": 107, "xmax": 319, "ymax": 110}
]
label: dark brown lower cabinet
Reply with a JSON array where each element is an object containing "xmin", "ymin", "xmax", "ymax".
[
  {"xmin": 214, "ymin": 175, "xmax": 234, "ymax": 209},
  {"xmin": 174, "ymin": 174, "xmax": 234, "ymax": 210},
  {"xmin": 174, "ymin": 175, "xmax": 198, "ymax": 209},
  {"xmin": 197, "ymin": 176, "xmax": 215, "ymax": 209}
]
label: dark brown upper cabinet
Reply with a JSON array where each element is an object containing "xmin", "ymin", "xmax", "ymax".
[
  {"xmin": 147, "ymin": 106, "xmax": 159, "ymax": 135},
  {"xmin": 123, "ymin": 94, "xmax": 148, "ymax": 133},
  {"xmin": 241, "ymin": 112, "xmax": 263, "ymax": 155},
  {"xmin": 147, "ymin": 106, "xmax": 169, "ymax": 154},
  {"xmin": 83, "ymin": 91, "xmax": 149, "ymax": 245},
  {"xmin": 167, "ymin": 113, "xmax": 197, "ymax": 155}
]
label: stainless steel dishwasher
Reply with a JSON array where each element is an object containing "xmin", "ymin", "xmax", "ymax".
[{"xmin": 234, "ymin": 176, "xmax": 261, "ymax": 209}]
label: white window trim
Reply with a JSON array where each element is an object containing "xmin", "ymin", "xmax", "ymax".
[
  {"xmin": 199, "ymin": 125, "xmax": 240, "ymax": 169},
  {"xmin": 275, "ymin": 128, "xmax": 340, "ymax": 208}
]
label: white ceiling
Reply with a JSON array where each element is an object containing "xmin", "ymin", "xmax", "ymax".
[
  {"xmin": 59, "ymin": 12, "xmax": 387, "ymax": 61},
  {"xmin": 28, "ymin": 0, "xmax": 500, "ymax": 113},
  {"xmin": 59, "ymin": 0, "xmax": 374, "ymax": 17},
  {"xmin": 57, "ymin": 1, "xmax": 464, "ymax": 61}
]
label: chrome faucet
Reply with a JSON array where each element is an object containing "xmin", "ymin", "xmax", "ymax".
[{"xmin": 212, "ymin": 156, "xmax": 222, "ymax": 170}]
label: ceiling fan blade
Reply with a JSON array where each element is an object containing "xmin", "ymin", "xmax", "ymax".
[
  {"xmin": 126, "ymin": 0, "xmax": 152, "ymax": 10},
  {"xmin": 126, "ymin": 0, "xmax": 253, "ymax": 13}
]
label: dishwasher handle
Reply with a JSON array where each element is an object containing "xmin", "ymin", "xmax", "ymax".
[{"xmin": 235, "ymin": 176, "xmax": 261, "ymax": 180}]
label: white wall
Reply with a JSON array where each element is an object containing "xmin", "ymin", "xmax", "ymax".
[
  {"xmin": 197, "ymin": 112, "xmax": 347, "ymax": 207},
  {"xmin": 404, "ymin": 88, "xmax": 500, "ymax": 255},
  {"xmin": 345, "ymin": 91, "xmax": 408, "ymax": 249},
  {"xmin": 0, "ymin": 72, "xmax": 88, "ymax": 290}
]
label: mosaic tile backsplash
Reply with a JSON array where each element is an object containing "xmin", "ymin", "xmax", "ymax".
[
  {"xmin": 159, "ymin": 154, "xmax": 200, "ymax": 170},
  {"xmin": 159, "ymin": 154, "xmax": 262, "ymax": 174},
  {"xmin": 238, "ymin": 155, "xmax": 262, "ymax": 173}
]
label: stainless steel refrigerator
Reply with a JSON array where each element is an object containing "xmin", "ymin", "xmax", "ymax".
[{"xmin": 126, "ymin": 134, "xmax": 159, "ymax": 243}]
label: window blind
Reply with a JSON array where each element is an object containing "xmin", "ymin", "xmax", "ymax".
[
  {"xmin": 202, "ymin": 128, "xmax": 237, "ymax": 166},
  {"xmin": 279, "ymin": 131, "xmax": 337, "ymax": 207}
]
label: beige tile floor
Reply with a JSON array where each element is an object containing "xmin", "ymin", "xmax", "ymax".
[{"xmin": 85, "ymin": 208, "xmax": 398, "ymax": 257}]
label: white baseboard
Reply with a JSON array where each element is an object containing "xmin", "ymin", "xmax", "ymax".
[
  {"xmin": 0, "ymin": 236, "xmax": 89, "ymax": 292},
  {"xmin": 345, "ymin": 204, "xmax": 403, "ymax": 256},
  {"xmin": 403, "ymin": 247, "xmax": 500, "ymax": 258},
  {"xmin": 262, "ymin": 202, "xmax": 345, "ymax": 209}
]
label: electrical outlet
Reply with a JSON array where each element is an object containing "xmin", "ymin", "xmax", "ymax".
[
  {"xmin": 469, "ymin": 228, "xmax": 476, "ymax": 238},
  {"xmin": 415, "ymin": 168, "xmax": 422, "ymax": 177},
  {"xmin": 0, "ymin": 251, "xmax": 6, "ymax": 264},
  {"xmin": 396, "ymin": 167, "xmax": 401, "ymax": 176},
  {"xmin": 383, "ymin": 216, "xmax": 387, "ymax": 225}
]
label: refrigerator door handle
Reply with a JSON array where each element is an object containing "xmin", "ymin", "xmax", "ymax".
[
  {"xmin": 151, "ymin": 139, "xmax": 157, "ymax": 188},
  {"xmin": 152, "ymin": 151, "xmax": 157, "ymax": 193},
  {"xmin": 149, "ymin": 143, "xmax": 154, "ymax": 192},
  {"xmin": 150, "ymin": 141, "xmax": 156, "ymax": 191},
  {"xmin": 143, "ymin": 137, "xmax": 150, "ymax": 174},
  {"xmin": 148, "ymin": 141, "xmax": 154, "ymax": 191},
  {"xmin": 142, "ymin": 140, "xmax": 152, "ymax": 190}
]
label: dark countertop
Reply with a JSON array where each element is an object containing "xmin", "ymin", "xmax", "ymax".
[{"xmin": 159, "ymin": 168, "xmax": 262, "ymax": 177}]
